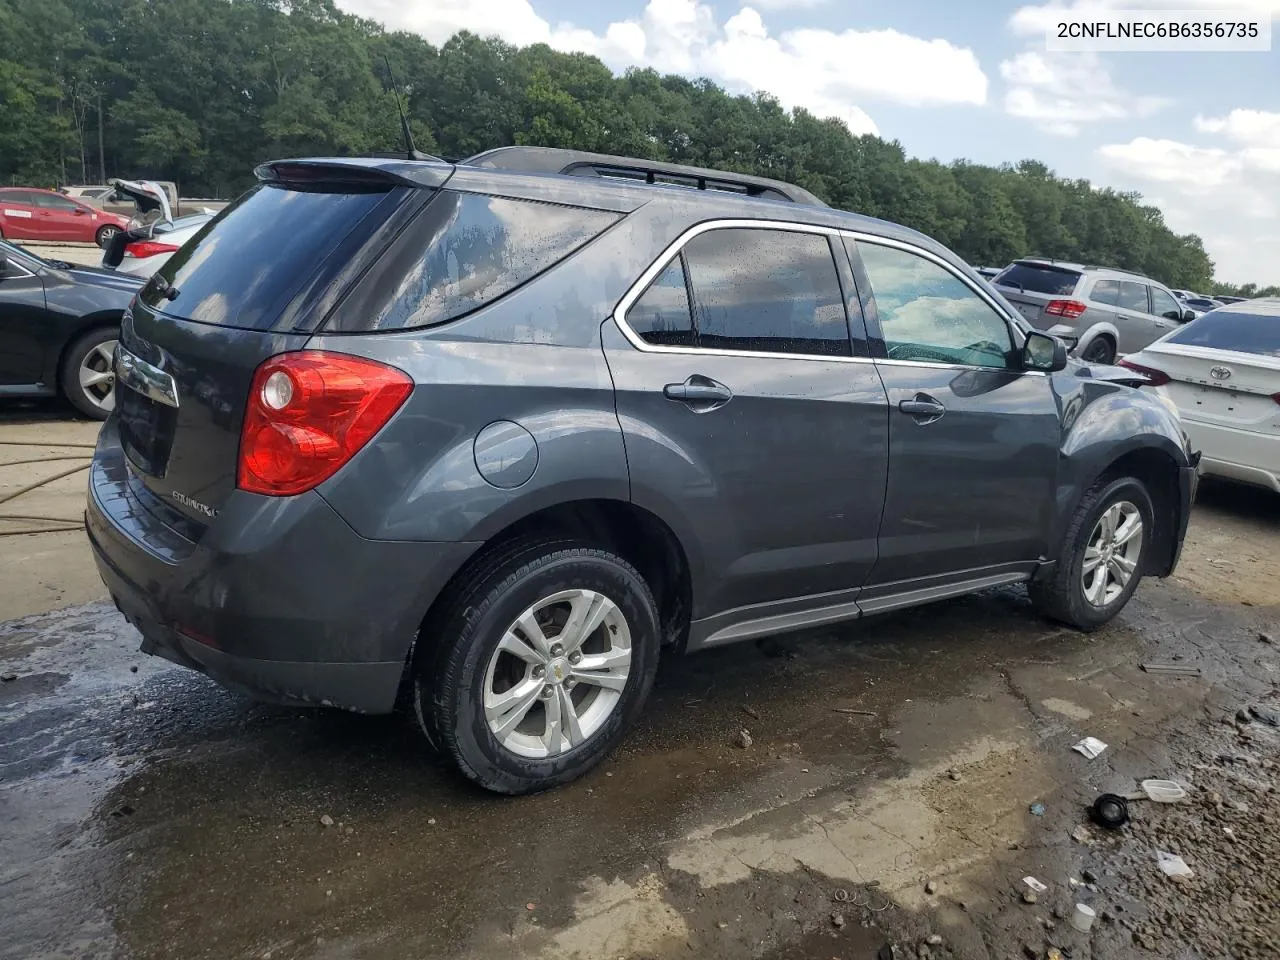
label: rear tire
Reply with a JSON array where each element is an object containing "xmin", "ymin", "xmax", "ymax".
[
  {"xmin": 1029, "ymin": 476, "xmax": 1154, "ymax": 630},
  {"xmin": 60, "ymin": 327, "xmax": 119, "ymax": 420},
  {"xmin": 416, "ymin": 540, "xmax": 660, "ymax": 794},
  {"xmin": 95, "ymin": 225, "xmax": 120, "ymax": 248},
  {"xmin": 1080, "ymin": 336, "xmax": 1116, "ymax": 365}
]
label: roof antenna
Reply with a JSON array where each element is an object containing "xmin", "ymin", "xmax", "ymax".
[{"xmin": 383, "ymin": 55, "xmax": 435, "ymax": 162}]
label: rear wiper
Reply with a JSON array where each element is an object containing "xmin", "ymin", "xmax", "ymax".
[{"xmin": 147, "ymin": 274, "xmax": 180, "ymax": 301}]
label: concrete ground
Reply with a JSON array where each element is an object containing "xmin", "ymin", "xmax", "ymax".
[
  {"xmin": 20, "ymin": 241, "xmax": 104, "ymax": 268},
  {"xmin": 1, "ymin": 404, "xmax": 1278, "ymax": 960}
]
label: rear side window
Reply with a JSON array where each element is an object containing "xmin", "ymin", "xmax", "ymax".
[
  {"xmin": 1116, "ymin": 281, "xmax": 1148, "ymax": 312},
  {"xmin": 682, "ymin": 228, "xmax": 851, "ymax": 357},
  {"xmin": 994, "ymin": 262, "xmax": 1080, "ymax": 295},
  {"xmin": 141, "ymin": 183, "xmax": 396, "ymax": 329},
  {"xmin": 1090, "ymin": 278, "xmax": 1120, "ymax": 305},
  {"xmin": 628, "ymin": 259, "xmax": 696, "ymax": 348},
  {"xmin": 339, "ymin": 192, "xmax": 621, "ymax": 332},
  {"xmin": 1167, "ymin": 310, "xmax": 1280, "ymax": 357}
]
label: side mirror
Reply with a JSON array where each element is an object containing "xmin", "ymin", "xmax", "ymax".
[
  {"xmin": 1023, "ymin": 330, "xmax": 1068, "ymax": 372},
  {"xmin": 1180, "ymin": 309, "xmax": 1195, "ymax": 322}
]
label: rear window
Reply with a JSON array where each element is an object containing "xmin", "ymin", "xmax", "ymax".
[
  {"xmin": 141, "ymin": 183, "xmax": 396, "ymax": 329},
  {"xmin": 993, "ymin": 262, "xmax": 1080, "ymax": 296},
  {"xmin": 1166, "ymin": 310, "xmax": 1280, "ymax": 357}
]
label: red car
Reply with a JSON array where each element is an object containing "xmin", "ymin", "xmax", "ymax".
[{"xmin": 0, "ymin": 187, "xmax": 132, "ymax": 248}]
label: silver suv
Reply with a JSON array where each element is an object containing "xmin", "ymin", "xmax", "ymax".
[{"xmin": 994, "ymin": 259, "xmax": 1193, "ymax": 364}]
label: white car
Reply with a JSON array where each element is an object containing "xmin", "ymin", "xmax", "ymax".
[
  {"xmin": 1120, "ymin": 298, "xmax": 1280, "ymax": 494},
  {"xmin": 114, "ymin": 213, "xmax": 212, "ymax": 277}
]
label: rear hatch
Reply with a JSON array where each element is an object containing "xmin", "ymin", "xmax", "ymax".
[
  {"xmin": 115, "ymin": 161, "xmax": 446, "ymax": 526},
  {"xmin": 992, "ymin": 261, "xmax": 1083, "ymax": 327}
]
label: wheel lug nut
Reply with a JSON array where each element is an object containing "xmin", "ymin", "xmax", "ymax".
[
  {"xmin": 540, "ymin": 685, "xmax": 553, "ymax": 699},
  {"xmin": 533, "ymin": 665, "xmax": 545, "ymax": 679},
  {"xmin": 565, "ymin": 678, "xmax": 577, "ymax": 690},
  {"xmin": 568, "ymin": 651, "xmax": 582, "ymax": 665},
  {"xmin": 549, "ymin": 643, "xmax": 564, "ymax": 657}
]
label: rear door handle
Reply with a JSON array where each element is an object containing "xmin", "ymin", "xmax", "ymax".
[
  {"xmin": 664, "ymin": 376, "xmax": 732, "ymax": 410},
  {"xmin": 898, "ymin": 393, "xmax": 946, "ymax": 422}
]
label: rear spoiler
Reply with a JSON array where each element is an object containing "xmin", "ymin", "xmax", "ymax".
[{"xmin": 254, "ymin": 158, "xmax": 454, "ymax": 190}]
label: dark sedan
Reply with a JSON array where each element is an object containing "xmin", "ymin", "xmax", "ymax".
[{"xmin": 0, "ymin": 240, "xmax": 143, "ymax": 418}]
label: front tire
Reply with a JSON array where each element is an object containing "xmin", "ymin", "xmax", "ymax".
[
  {"xmin": 1029, "ymin": 476, "xmax": 1153, "ymax": 630},
  {"xmin": 416, "ymin": 541, "xmax": 660, "ymax": 794},
  {"xmin": 60, "ymin": 327, "xmax": 119, "ymax": 420}
]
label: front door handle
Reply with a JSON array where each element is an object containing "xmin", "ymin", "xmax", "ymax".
[
  {"xmin": 664, "ymin": 376, "xmax": 732, "ymax": 410},
  {"xmin": 898, "ymin": 393, "xmax": 946, "ymax": 422}
]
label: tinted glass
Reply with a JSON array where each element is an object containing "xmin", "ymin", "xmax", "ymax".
[
  {"xmin": 628, "ymin": 257, "xmax": 695, "ymax": 348},
  {"xmin": 354, "ymin": 192, "xmax": 620, "ymax": 332},
  {"xmin": 994, "ymin": 262, "xmax": 1080, "ymax": 295},
  {"xmin": 1167, "ymin": 310, "xmax": 1280, "ymax": 357},
  {"xmin": 1149, "ymin": 287, "xmax": 1181, "ymax": 319},
  {"xmin": 0, "ymin": 190, "xmax": 37, "ymax": 206},
  {"xmin": 142, "ymin": 183, "xmax": 393, "ymax": 329},
  {"xmin": 859, "ymin": 242, "xmax": 1013, "ymax": 369},
  {"xmin": 1090, "ymin": 278, "xmax": 1121, "ymax": 305},
  {"xmin": 682, "ymin": 228, "xmax": 850, "ymax": 357},
  {"xmin": 1116, "ymin": 281, "xmax": 1148, "ymax": 312}
]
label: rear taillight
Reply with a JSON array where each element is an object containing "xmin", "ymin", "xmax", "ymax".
[
  {"xmin": 1117, "ymin": 358, "xmax": 1171, "ymax": 386},
  {"xmin": 238, "ymin": 352, "xmax": 413, "ymax": 496},
  {"xmin": 1044, "ymin": 299, "xmax": 1088, "ymax": 319},
  {"xmin": 123, "ymin": 240, "xmax": 179, "ymax": 259}
]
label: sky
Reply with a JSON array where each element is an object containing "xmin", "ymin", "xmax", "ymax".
[{"xmin": 336, "ymin": 0, "xmax": 1280, "ymax": 285}]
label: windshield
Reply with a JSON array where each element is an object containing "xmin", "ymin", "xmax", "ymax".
[{"xmin": 0, "ymin": 238, "xmax": 45, "ymax": 268}]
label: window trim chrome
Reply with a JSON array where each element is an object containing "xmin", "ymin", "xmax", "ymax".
[{"xmin": 611, "ymin": 217, "xmax": 1040, "ymax": 374}]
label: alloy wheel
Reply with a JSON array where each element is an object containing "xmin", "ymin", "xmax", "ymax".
[
  {"xmin": 482, "ymin": 588, "xmax": 632, "ymax": 759},
  {"xmin": 78, "ymin": 339, "xmax": 118, "ymax": 413},
  {"xmin": 1081, "ymin": 500, "xmax": 1143, "ymax": 607}
]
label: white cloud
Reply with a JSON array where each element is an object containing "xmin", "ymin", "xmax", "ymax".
[
  {"xmin": 1098, "ymin": 111, "xmax": 1280, "ymax": 284},
  {"xmin": 336, "ymin": 0, "xmax": 989, "ymax": 137},
  {"xmin": 1008, "ymin": 0, "xmax": 1280, "ymax": 36},
  {"xmin": 998, "ymin": 50, "xmax": 1168, "ymax": 135},
  {"xmin": 1194, "ymin": 108, "xmax": 1280, "ymax": 148}
]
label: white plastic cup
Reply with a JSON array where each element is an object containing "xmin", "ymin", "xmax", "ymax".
[{"xmin": 1071, "ymin": 903, "xmax": 1097, "ymax": 933}]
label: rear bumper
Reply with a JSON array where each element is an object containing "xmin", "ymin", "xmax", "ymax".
[
  {"xmin": 87, "ymin": 422, "xmax": 480, "ymax": 713},
  {"xmin": 1182, "ymin": 419, "xmax": 1280, "ymax": 494}
]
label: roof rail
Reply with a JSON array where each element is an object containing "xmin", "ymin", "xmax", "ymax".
[
  {"xmin": 463, "ymin": 146, "xmax": 826, "ymax": 207},
  {"xmin": 1082, "ymin": 264, "xmax": 1149, "ymax": 278}
]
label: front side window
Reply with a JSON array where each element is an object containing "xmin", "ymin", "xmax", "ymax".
[
  {"xmin": 1149, "ymin": 287, "xmax": 1181, "ymax": 320},
  {"xmin": 681, "ymin": 228, "xmax": 851, "ymax": 357},
  {"xmin": 857, "ymin": 241, "xmax": 1014, "ymax": 369},
  {"xmin": 1116, "ymin": 281, "xmax": 1148, "ymax": 312}
]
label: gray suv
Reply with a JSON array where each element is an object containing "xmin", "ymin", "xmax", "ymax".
[
  {"xmin": 86, "ymin": 148, "xmax": 1198, "ymax": 794},
  {"xmin": 994, "ymin": 259, "xmax": 1194, "ymax": 364}
]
